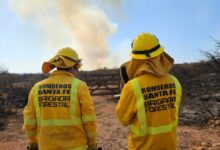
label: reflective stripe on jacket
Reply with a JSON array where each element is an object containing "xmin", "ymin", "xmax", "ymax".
[
  {"xmin": 116, "ymin": 73, "xmax": 182, "ymax": 150},
  {"xmin": 23, "ymin": 70, "xmax": 96, "ymax": 150}
]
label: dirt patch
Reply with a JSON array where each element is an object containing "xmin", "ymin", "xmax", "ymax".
[
  {"xmin": 0, "ymin": 96, "xmax": 219, "ymax": 150},
  {"xmin": 0, "ymin": 109, "xmax": 27, "ymax": 150}
]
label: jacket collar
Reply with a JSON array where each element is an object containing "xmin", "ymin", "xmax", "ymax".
[{"xmin": 50, "ymin": 70, "xmax": 74, "ymax": 77}]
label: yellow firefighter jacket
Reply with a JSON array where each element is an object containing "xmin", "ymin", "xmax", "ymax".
[
  {"xmin": 116, "ymin": 73, "xmax": 182, "ymax": 150},
  {"xmin": 23, "ymin": 70, "xmax": 96, "ymax": 150}
]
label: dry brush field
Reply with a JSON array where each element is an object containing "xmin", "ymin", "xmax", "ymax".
[{"xmin": 0, "ymin": 61, "xmax": 220, "ymax": 150}]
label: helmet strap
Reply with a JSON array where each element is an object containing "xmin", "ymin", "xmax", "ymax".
[{"xmin": 132, "ymin": 44, "xmax": 161, "ymax": 57}]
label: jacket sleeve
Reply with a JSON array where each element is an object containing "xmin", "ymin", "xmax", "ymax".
[
  {"xmin": 23, "ymin": 84, "xmax": 38, "ymax": 144},
  {"xmin": 116, "ymin": 81, "xmax": 137, "ymax": 126},
  {"xmin": 78, "ymin": 81, "xmax": 97, "ymax": 147}
]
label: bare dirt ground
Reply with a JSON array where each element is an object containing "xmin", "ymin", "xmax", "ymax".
[{"xmin": 0, "ymin": 96, "xmax": 219, "ymax": 150}]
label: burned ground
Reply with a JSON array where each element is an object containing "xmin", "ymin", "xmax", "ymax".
[{"xmin": 0, "ymin": 61, "xmax": 219, "ymax": 150}]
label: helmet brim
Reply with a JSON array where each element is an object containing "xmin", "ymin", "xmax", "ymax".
[{"xmin": 42, "ymin": 62, "xmax": 55, "ymax": 74}]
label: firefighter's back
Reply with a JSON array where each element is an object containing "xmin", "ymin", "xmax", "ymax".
[
  {"xmin": 128, "ymin": 73, "xmax": 181, "ymax": 150},
  {"xmin": 35, "ymin": 71, "xmax": 87, "ymax": 150}
]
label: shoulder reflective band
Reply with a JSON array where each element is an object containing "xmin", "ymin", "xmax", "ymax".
[
  {"xmin": 132, "ymin": 44, "xmax": 160, "ymax": 57},
  {"xmin": 171, "ymin": 75, "xmax": 182, "ymax": 127},
  {"xmin": 70, "ymin": 78, "xmax": 82, "ymax": 124},
  {"xmin": 34, "ymin": 78, "xmax": 82, "ymax": 127},
  {"xmin": 130, "ymin": 77, "xmax": 181, "ymax": 137},
  {"xmin": 130, "ymin": 78, "xmax": 147, "ymax": 136},
  {"xmin": 33, "ymin": 83, "xmax": 41, "ymax": 125}
]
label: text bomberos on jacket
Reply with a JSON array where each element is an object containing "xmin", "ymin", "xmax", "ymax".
[
  {"xmin": 141, "ymin": 83, "xmax": 176, "ymax": 112},
  {"xmin": 38, "ymin": 84, "xmax": 72, "ymax": 108}
]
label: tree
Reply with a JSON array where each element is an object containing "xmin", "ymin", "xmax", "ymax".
[
  {"xmin": 200, "ymin": 38, "xmax": 220, "ymax": 120},
  {"xmin": 0, "ymin": 65, "xmax": 9, "ymax": 88},
  {"xmin": 0, "ymin": 65, "xmax": 8, "ymax": 74},
  {"xmin": 201, "ymin": 38, "xmax": 220, "ymax": 70}
]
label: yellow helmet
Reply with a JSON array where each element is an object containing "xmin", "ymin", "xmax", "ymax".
[
  {"xmin": 130, "ymin": 32, "xmax": 164, "ymax": 59},
  {"xmin": 42, "ymin": 47, "xmax": 82, "ymax": 74},
  {"xmin": 56, "ymin": 47, "xmax": 80, "ymax": 61}
]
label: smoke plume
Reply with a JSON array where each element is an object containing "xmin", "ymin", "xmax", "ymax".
[{"xmin": 10, "ymin": 0, "xmax": 123, "ymax": 70}]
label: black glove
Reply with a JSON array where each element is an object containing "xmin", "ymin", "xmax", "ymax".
[
  {"xmin": 87, "ymin": 146, "xmax": 97, "ymax": 150},
  {"xmin": 27, "ymin": 144, "xmax": 38, "ymax": 150},
  {"xmin": 87, "ymin": 146, "xmax": 102, "ymax": 150}
]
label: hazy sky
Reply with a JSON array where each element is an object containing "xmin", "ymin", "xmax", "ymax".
[{"xmin": 1, "ymin": 0, "xmax": 220, "ymax": 73}]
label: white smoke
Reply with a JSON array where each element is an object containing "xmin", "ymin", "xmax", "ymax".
[{"xmin": 9, "ymin": 0, "xmax": 123, "ymax": 70}]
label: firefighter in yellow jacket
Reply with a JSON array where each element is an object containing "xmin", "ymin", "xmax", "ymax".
[
  {"xmin": 116, "ymin": 32, "xmax": 182, "ymax": 150},
  {"xmin": 23, "ymin": 47, "xmax": 98, "ymax": 150}
]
